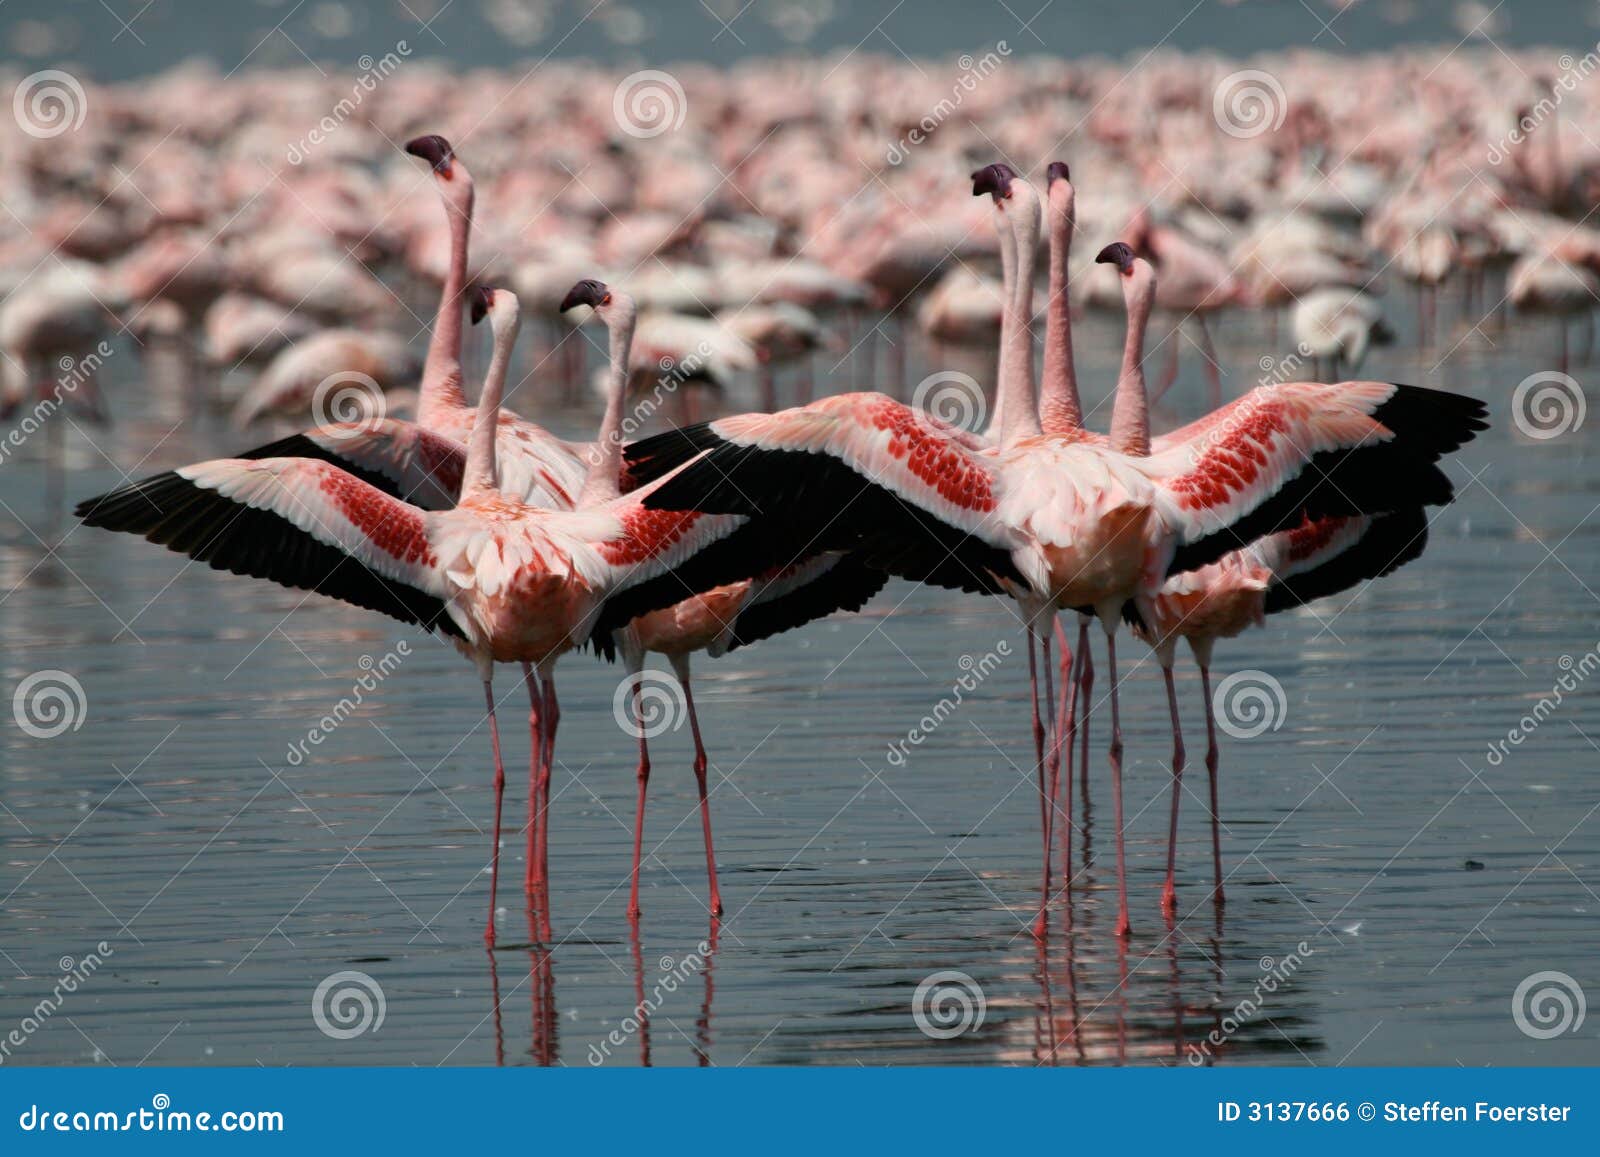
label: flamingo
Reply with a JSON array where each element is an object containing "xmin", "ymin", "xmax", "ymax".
[
  {"xmin": 228, "ymin": 329, "xmax": 422, "ymax": 428},
  {"xmin": 1292, "ymin": 288, "xmax": 1395, "ymax": 382},
  {"xmin": 1506, "ymin": 249, "xmax": 1599, "ymax": 373},
  {"xmin": 1134, "ymin": 508, "xmax": 1432, "ymax": 912},
  {"xmin": 622, "ymin": 168, "xmax": 1487, "ymax": 936},
  {"xmin": 75, "ymin": 282, "xmax": 749, "ymax": 945}
]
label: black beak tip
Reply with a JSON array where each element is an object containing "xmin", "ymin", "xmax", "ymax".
[
  {"xmin": 470, "ymin": 287, "xmax": 494, "ymax": 326},
  {"xmin": 1095, "ymin": 241, "xmax": 1136, "ymax": 273},
  {"xmin": 1046, "ymin": 161, "xmax": 1070, "ymax": 186},
  {"xmin": 559, "ymin": 278, "xmax": 608, "ymax": 314},
  {"xmin": 404, "ymin": 134, "xmax": 454, "ymax": 173},
  {"xmin": 970, "ymin": 162, "xmax": 1017, "ymax": 200}
]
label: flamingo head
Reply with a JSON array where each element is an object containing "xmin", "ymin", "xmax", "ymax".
[
  {"xmin": 472, "ymin": 285, "xmax": 520, "ymax": 333},
  {"xmin": 970, "ymin": 162, "xmax": 1017, "ymax": 202},
  {"xmin": 1045, "ymin": 161, "xmax": 1075, "ymax": 221},
  {"xmin": 1046, "ymin": 162, "xmax": 1070, "ymax": 186},
  {"xmin": 1095, "ymin": 242, "xmax": 1136, "ymax": 276},
  {"xmin": 405, "ymin": 134, "xmax": 456, "ymax": 179},
  {"xmin": 470, "ymin": 286, "xmax": 495, "ymax": 325},
  {"xmin": 560, "ymin": 278, "xmax": 610, "ymax": 314}
]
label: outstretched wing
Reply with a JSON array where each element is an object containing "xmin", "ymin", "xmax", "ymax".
[
  {"xmin": 1149, "ymin": 381, "xmax": 1485, "ymax": 575},
  {"xmin": 76, "ymin": 458, "xmax": 462, "ymax": 637},
  {"xmin": 711, "ymin": 553, "xmax": 889, "ymax": 656}
]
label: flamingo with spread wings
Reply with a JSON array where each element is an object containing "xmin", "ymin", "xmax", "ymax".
[
  {"xmin": 76, "ymin": 285, "xmax": 746, "ymax": 946},
  {"xmin": 620, "ymin": 174, "xmax": 1487, "ymax": 938}
]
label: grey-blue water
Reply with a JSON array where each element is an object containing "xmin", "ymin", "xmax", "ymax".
[{"xmin": 2, "ymin": 288, "xmax": 1597, "ymax": 1067}]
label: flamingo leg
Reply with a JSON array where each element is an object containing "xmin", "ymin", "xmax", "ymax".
[
  {"xmin": 1031, "ymin": 625, "xmax": 1054, "ymax": 940},
  {"xmin": 1051, "ymin": 617, "xmax": 1074, "ymax": 888},
  {"xmin": 1076, "ymin": 617, "xmax": 1094, "ymax": 801},
  {"xmin": 674, "ymin": 656, "xmax": 723, "ymax": 918},
  {"xmin": 1160, "ymin": 664, "xmax": 1187, "ymax": 917},
  {"xmin": 537, "ymin": 672, "xmax": 559, "ymax": 937},
  {"xmin": 1200, "ymin": 665, "xmax": 1224, "ymax": 907},
  {"xmin": 626, "ymin": 675, "xmax": 653, "ymax": 921},
  {"xmin": 482, "ymin": 678, "xmax": 507, "ymax": 947},
  {"xmin": 1105, "ymin": 628, "xmax": 1131, "ymax": 938},
  {"xmin": 523, "ymin": 662, "xmax": 543, "ymax": 894}
]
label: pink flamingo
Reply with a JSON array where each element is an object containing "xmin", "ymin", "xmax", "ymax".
[
  {"xmin": 624, "ymin": 168, "xmax": 1485, "ymax": 937},
  {"xmin": 76, "ymin": 283, "xmax": 749, "ymax": 946},
  {"xmin": 1134, "ymin": 508, "xmax": 1431, "ymax": 912}
]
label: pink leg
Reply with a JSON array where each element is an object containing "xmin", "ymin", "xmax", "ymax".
[
  {"xmin": 678, "ymin": 669, "xmax": 723, "ymax": 917},
  {"xmin": 523, "ymin": 663, "xmax": 542, "ymax": 894},
  {"xmin": 1200, "ymin": 666, "xmax": 1224, "ymax": 906},
  {"xmin": 1160, "ymin": 665, "xmax": 1186, "ymax": 917},
  {"xmin": 626, "ymin": 679, "xmax": 652, "ymax": 921},
  {"xmin": 1030, "ymin": 626, "xmax": 1053, "ymax": 939},
  {"xmin": 1106, "ymin": 631, "xmax": 1131, "ymax": 938},
  {"xmin": 482, "ymin": 679, "xmax": 507, "ymax": 947},
  {"xmin": 537, "ymin": 675, "xmax": 559, "ymax": 936},
  {"xmin": 1055, "ymin": 620, "xmax": 1080, "ymax": 880},
  {"xmin": 1076, "ymin": 618, "xmax": 1094, "ymax": 802}
]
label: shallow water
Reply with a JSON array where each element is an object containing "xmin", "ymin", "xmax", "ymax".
[{"xmin": 1, "ymin": 294, "xmax": 1597, "ymax": 1068}]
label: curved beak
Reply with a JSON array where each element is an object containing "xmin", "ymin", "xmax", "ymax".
[
  {"xmin": 970, "ymin": 162, "xmax": 1017, "ymax": 201},
  {"xmin": 1095, "ymin": 241, "xmax": 1136, "ymax": 275},
  {"xmin": 559, "ymin": 279, "xmax": 609, "ymax": 313},
  {"xmin": 404, "ymin": 134, "xmax": 454, "ymax": 177},
  {"xmin": 470, "ymin": 286, "xmax": 494, "ymax": 326}
]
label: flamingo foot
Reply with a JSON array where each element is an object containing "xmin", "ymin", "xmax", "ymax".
[
  {"xmin": 1031, "ymin": 910, "xmax": 1049, "ymax": 942},
  {"xmin": 1160, "ymin": 880, "xmax": 1177, "ymax": 917}
]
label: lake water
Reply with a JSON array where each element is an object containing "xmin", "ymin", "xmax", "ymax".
[{"xmin": 1, "ymin": 290, "xmax": 1597, "ymax": 1067}]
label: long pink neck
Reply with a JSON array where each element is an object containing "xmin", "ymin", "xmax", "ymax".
[
  {"xmin": 579, "ymin": 307, "xmax": 636, "ymax": 507},
  {"xmin": 1109, "ymin": 267, "xmax": 1153, "ymax": 457},
  {"xmin": 418, "ymin": 173, "xmax": 473, "ymax": 428},
  {"xmin": 1040, "ymin": 192, "xmax": 1081, "ymax": 434},
  {"xmin": 461, "ymin": 307, "xmax": 518, "ymax": 500},
  {"xmin": 982, "ymin": 204, "xmax": 1015, "ymax": 443},
  {"xmin": 999, "ymin": 193, "xmax": 1042, "ymax": 446}
]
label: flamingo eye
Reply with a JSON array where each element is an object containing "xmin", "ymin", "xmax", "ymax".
[{"xmin": 602, "ymin": 293, "xmax": 612, "ymax": 305}]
